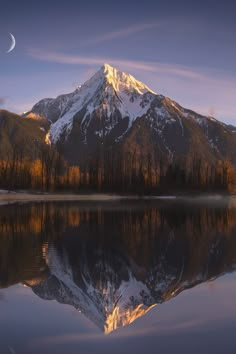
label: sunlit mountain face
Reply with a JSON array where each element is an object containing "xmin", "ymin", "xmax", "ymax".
[{"xmin": 1, "ymin": 199, "xmax": 236, "ymax": 334}]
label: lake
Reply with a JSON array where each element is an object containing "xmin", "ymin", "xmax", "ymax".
[{"xmin": 1, "ymin": 197, "xmax": 236, "ymax": 354}]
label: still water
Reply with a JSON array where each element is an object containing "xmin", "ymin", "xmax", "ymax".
[{"xmin": 1, "ymin": 198, "xmax": 236, "ymax": 354}]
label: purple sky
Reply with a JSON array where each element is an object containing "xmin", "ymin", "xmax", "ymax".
[{"xmin": 0, "ymin": 0, "xmax": 236, "ymax": 124}]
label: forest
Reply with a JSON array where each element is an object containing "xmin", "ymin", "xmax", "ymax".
[{"xmin": 0, "ymin": 142, "xmax": 235, "ymax": 194}]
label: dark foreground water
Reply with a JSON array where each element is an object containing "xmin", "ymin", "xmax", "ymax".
[{"xmin": 1, "ymin": 197, "xmax": 236, "ymax": 354}]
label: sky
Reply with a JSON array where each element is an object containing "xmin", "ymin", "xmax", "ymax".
[{"xmin": 0, "ymin": 0, "xmax": 236, "ymax": 124}]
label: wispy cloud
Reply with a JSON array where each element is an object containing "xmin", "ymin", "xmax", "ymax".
[
  {"xmin": 28, "ymin": 48, "xmax": 207, "ymax": 81},
  {"xmin": 81, "ymin": 22, "xmax": 160, "ymax": 46},
  {"xmin": 25, "ymin": 48, "xmax": 236, "ymax": 123}
]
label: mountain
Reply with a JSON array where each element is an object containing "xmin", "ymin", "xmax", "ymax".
[
  {"xmin": 0, "ymin": 110, "xmax": 48, "ymax": 159},
  {"xmin": 26, "ymin": 64, "xmax": 236, "ymax": 166}
]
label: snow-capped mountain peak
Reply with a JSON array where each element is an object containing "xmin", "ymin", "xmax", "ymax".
[
  {"xmin": 26, "ymin": 64, "xmax": 157, "ymax": 144},
  {"xmin": 100, "ymin": 63, "xmax": 156, "ymax": 95},
  {"xmin": 24, "ymin": 64, "xmax": 236, "ymax": 166}
]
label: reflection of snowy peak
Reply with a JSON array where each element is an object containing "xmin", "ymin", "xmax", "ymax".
[
  {"xmin": 33, "ymin": 247, "xmax": 155, "ymax": 334},
  {"xmin": 2, "ymin": 202, "xmax": 236, "ymax": 334},
  {"xmin": 31, "ymin": 235, "xmax": 236, "ymax": 334}
]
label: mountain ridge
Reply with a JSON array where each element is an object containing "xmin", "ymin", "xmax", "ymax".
[{"xmin": 24, "ymin": 64, "xmax": 236, "ymax": 167}]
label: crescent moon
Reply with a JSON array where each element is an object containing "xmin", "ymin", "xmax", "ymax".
[{"xmin": 6, "ymin": 32, "xmax": 16, "ymax": 53}]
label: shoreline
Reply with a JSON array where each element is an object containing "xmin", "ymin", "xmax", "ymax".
[
  {"xmin": 0, "ymin": 190, "xmax": 234, "ymax": 205},
  {"xmin": 0, "ymin": 192, "xmax": 128, "ymax": 204}
]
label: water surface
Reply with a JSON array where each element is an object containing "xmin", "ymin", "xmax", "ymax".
[{"xmin": 1, "ymin": 198, "xmax": 236, "ymax": 353}]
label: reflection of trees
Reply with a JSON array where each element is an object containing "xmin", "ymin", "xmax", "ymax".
[{"xmin": 1, "ymin": 201, "xmax": 236, "ymax": 289}]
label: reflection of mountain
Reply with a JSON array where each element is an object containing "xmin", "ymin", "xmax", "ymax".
[
  {"xmin": 1, "ymin": 200, "xmax": 236, "ymax": 333},
  {"xmin": 31, "ymin": 233, "xmax": 236, "ymax": 334},
  {"xmin": 32, "ymin": 246, "xmax": 155, "ymax": 333}
]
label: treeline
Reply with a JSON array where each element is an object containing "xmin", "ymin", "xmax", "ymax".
[{"xmin": 0, "ymin": 144, "xmax": 235, "ymax": 193}]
